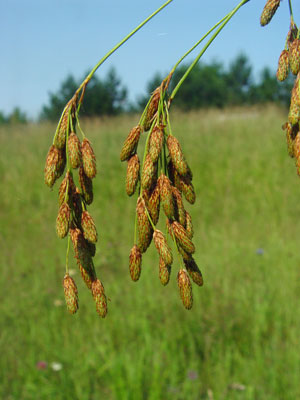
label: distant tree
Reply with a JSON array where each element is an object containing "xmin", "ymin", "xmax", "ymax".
[
  {"xmin": 40, "ymin": 67, "xmax": 128, "ymax": 120},
  {"xmin": 0, "ymin": 111, "xmax": 8, "ymax": 125},
  {"xmin": 224, "ymin": 53, "xmax": 253, "ymax": 104},
  {"xmin": 8, "ymin": 107, "xmax": 27, "ymax": 124}
]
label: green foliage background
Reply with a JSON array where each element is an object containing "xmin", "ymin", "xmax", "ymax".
[{"xmin": 1, "ymin": 106, "xmax": 300, "ymax": 399}]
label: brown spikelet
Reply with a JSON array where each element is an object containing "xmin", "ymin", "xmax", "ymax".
[
  {"xmin": 63, "ymin": 274, "xmax": 79, "ymax": 314},
  {"xmin": 159, "ymin": 258, "xmax": 171, "ymax": 286},
  {"xmin": 282, "ymin": 122, "xmax": 298, "ymax": 158},
  {"xmin": 158, "ymin": 174, "xmax": 175, "ymax": 219},
  {"xmin": 72, "ymin": 187, "xmax": 83, "ymax": 223},
  {"xmin": 68, "ymin": 132, "xmax": 82, "ymax": 169},
  {"xmin": 185, "ymin": 211, "xmax": 194, "ymax": 239},
  {"xmin": 59, "ymin": 171, "xmax": 76, "ymax": 206},
  {"xmin": 147, "ymin": 183, "xmax": 160, "ymax": 225},
  {"xmin": 184, "ymin": 258, "xmax": 203, "ymax": 287},
  {"xmin": 91, "ymin": 279, "xmax": 108, "ymax": 318},
  {"xmin": 54, "ymin": 108, "xmax": 69, "ymax": 149},
  {"xmin": 177, "ymin": 269, "xmax": 193, "ymax": 310},
  {"xmin": 82, "ymin": 138, "xmax": 97, "ymax": 179},
  {"xmin": 143, "ymin": 87, "xmax": 160, "ymax": 131},
  {"xmin": 289, "ymin": 38, "xmax": 300, "ymax": 75},
  {"xmin": 276, "ymin": 50, "xmax": 289, "ymax": 81},
  {"xmin": 126, "ymin": 154, "xmax": 140, "ymax": 196},
  {"xmin": 288, "ymin": 91, "xmax": 300, "ymax": 126},
  {"xmin": 153, "ymin": 230, "xmax": 173, "ymax": 266},
  {"xmin": 70, "ymin": 227, "xmax": 97, "ymax": 285},
  {"xmin": 294, "ymin": 132, "xmax": 300, "ymax": 175},
  {"xmin": 141, "ymin": 153, "xmax": 157, "ymax": 190},
  {"xmin": 136, "ymin": 196, "xmax": 153, "ymax": 253},
  {"xmin": 167, "ymin": 135, "xmax": 188, "ymax": 176},
  {"xmin": 81, "ymin": 211, "xmax": 98, "ymax": 243},
  {"xmin": 79, "ymin": 166, "xmax": 93, "ymax": 205},
  {"xmin": 149, "ymin": 125, "xmax": 164, "ymax": 163},
  {"xmin": 56, "ymin": 203, "xmax": 71, "ymax": 238},
  {"xmin": 172, "ymin": 186, "xmax": 186, "ymax": 226},
  {"xmin": 260, "ymin": 0, "xmax": 280, "ymax": 27},
  {"xmin": 120, "ymin": 126, "xmax": 141, "ymax": 161},
  {"xmin": 174, "ymin": 169, "xmax": 196, "ymax": 205},
  {"xmin": 171, "ymin": 221, "xmax": 195, "ymax": 254},
  {"xmin": 44, "ymin": 145, "xmax": 66, "ymax": 188},
  {"xmin": 129, "ymin": 245, "xmax": 142, "ymax": 282}
]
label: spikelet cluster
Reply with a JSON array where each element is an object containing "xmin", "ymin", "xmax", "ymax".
[
  {"xmin": 44, "ymin": 99, "xmax": 107, "ymax": 317},
  {"xmin": 120, "ymin": 75, "xmax": 203, "ymax": 310}
]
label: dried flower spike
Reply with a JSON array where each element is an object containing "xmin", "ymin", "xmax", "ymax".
[
  {"xmin": 79, "ymin": 166, "xmax": 93, "ymax": 205},
  {"xmin": 136, "ymin": 196, "xmax": 153, "ymax": 253},
  {"xmin": 82, "ymin": 138, "xmax": 97, "ymax": 179},
  {"xmin": 184, "ymin": 258, "xmax": 203, "ymax": 287},
  {"xmin": 159, "ymin": 258, "xmax": 171, "ymax": 286},
  {"xmin": 141, "ymin": 153, "xmax": 157, "ymax": 190},
  {"xmin": 129, "ymin": 245, "xmax": 142, "ymax": 282},
  {"xmin": 44, "ymin": 145, "xmax": 66, "ymax": 188},
  {"xmin": 167, "ymin": 135, "xmax": 189, "ymax": 176},
  {"xmin": 56, "ymin": 203, "xmax": 71, "ymax": 239},
  {"xmin": 177, "ymin": 269, "xmax": 193, "ymax": 310},
  {"xmin": 289, "ymin": 39, "xmax": 300, "ymax": 76},
  {"xmin": 153, "ymin": 230, "xmax": 173, "ymax": 266},
  {"xmin": 149, "ymin": 125, "xmax": 164, "ymax": 163},
  {"xmin": 143, "ymin": 87, "xmax": 160, "ymax": 131},
  {"xmin": 63, "ymin": 274, "xmax": 79, "ymax": 314},
  {"xmin": 158, "ymin": 174, "xmax": 175, "ymax": 219},
  {"xmin": 91, "ymin": 279, "xmax": 108, "ymax": 318},
  {"xmin": 126, "ymin": 154, "xmax": 140, "ymax": 196},
  {"xmin": 171, "ymin": 220, "xmax": 195, "ymax": 254},
  {"xmin": 260, "ymin": 0, "xmax": 280, "ymax": 27},
  {"xmin": 276, "ymin": 50, "xmax": 289, "ymax": 82},
  {"xmin": 68, "ymin": 132, "xmax": 82, "ymax": 169},
  {"xmin": 120, "ymin": 126, "xmax": 141, "ymax": 161},
  {"xmin": 81, "ymin": 211, "xmax": 98, "ymax": 243}
]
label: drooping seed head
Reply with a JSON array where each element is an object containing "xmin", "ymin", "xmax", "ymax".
[
  {"xmin": 177, "ymin": 269, "xmax": 193, "ymax": 310},
  {"xmin": 260, "ymin": 0, "xmax": 280, "ymax": 27},
  {"xmin": 143, "ymin": 87, "xmax": 160, "ymax": 131},
  {"xmin": 70, "ymin": 227, "xmax": 97, "ymax": 285},
  {"xmin": 167, "ymin": 135, "xmax": 189, "ymax": 176},
  {"xmin": 184, "ymin": 258, "xmax": 203, "ymax": 287},
  {"xmin": 91, "ymin": 279, "xmax": 108, "ymax": 318},
  {"xmin": 185, "ymin": 211, "xmax": 194, "ymax": 239},
  {"xmin": 44, "ymin": 145, "xmax": 66, "ymax": 188},
  {"xmin": 81, "ymin": 210, "xmax": 98, "ymax": 243},
  {"xmin": 136, "ymin": 196, "xmax": 153, "ymax": 253},
  {"xmin": 153, "ymin": 230, "xmax": 173, "ymax": 266},
  {"xmin": 171, "ymin": 220, "xmax": 195, "ymax": 254},
  {"xmin": 173, "ymin": 169, "xmax": 196, "ymax": 205},
  {"xmin": 58, "ymin": 171, "xmax": 76, "ymax": 206},
  {"xmin": 289, "ymin": 39, "xmax": 300, "ymax": 75},
  {"xmin": 141, "ymin": 153, "xmax": 157, "ymax": 191},
  {"xmin": 288, "ymin": 91, "xmax": 300, "ymax": 126},
  {"xmin": 172, "ymin": 186, "xmax": 186, "ymax": 226},
  {"xmin": 158, "ymin": 173, "xmax": 175, "ymax": 219},
  {"xmin": 149, "ymin": 125, "xmax": 164, "ymax": 163},
  {"xmin": 72, "ymin": 187, "xmax": 83, "ymax": 223},
  {"xmin": 147, "ymin": 183, "xmax": 160, "ymax": 226},
  {"xmin": 120, "ymin": 125, "xmax": 141, "ymax": 161},
  {"xmin": 81, "ymin": 138, "xmax": 97, "ymax": 179},
  {"xmin": 63, "ymin": 274, "xmax": 79, "ymax": 314},
  {"xmin": 126, "ymin": 154, "xmax": 140, "ymax": 196},
  {"xmin": 56, "ymin": 203, "xmax": 71, "ymax": 239},
  {"xmin": 54, "ymin": 107, "xmax": 69, "ymax": 149},
  {"xmin": 159, "ymin": 258, "xmax": 171, "ymax": 286},
  {"xmin": 68, "ymin": 132, "xmax": 82, "ymax": 169},
  {"xmin": 276, "ymin": 50, "xmax": 289, "ymax": 82},
  {"xmin": 129, "ymin": 245, "xmax": 142, "ymax": 282},
  {"xmin": 79, "ymin": 166, "xmax": 93, "ymax": 205}
]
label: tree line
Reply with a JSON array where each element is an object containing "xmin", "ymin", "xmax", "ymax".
[{"xmin": 1, "ymin": 54, "xmax": 294, "ymax": 124}]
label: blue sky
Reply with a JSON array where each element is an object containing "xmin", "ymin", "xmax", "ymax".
[{"xmin": 1, "ymin": 0, "xmax": 299, "ymax": 118}]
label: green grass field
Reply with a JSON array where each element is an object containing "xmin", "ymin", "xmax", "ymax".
[{"xmin": 1, "ymin": 106, "xmax": 300, "ymax": 400}]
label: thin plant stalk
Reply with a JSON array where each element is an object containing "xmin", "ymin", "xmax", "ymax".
[{"xmin": 169, "ymin": 0, "xmax": 251, "ymax": 102}]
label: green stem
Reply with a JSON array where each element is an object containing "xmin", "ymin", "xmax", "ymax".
[
  {"xmin": 169, "ymin": 0, "xmax": 250, "ymax": 102},
  {"xmin": 66, "ymin": 235, "xmax": 71, "ymax": 274},
  {"xmin": 288, "ymin": 0, "xmax": 294, "ymax": 21},
  {"xmin": 75, "ymin": 0, "xmax": 174, "ymax": 102}
]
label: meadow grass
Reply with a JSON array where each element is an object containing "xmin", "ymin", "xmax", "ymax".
[{"xmin": 1, "ymin": 106, "xmax": 300, "ymax": 400}]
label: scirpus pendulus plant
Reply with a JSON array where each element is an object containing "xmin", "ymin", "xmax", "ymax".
[{"xmin": 44, "ymin": 0, "xmax": 298, "ymax": 316}]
